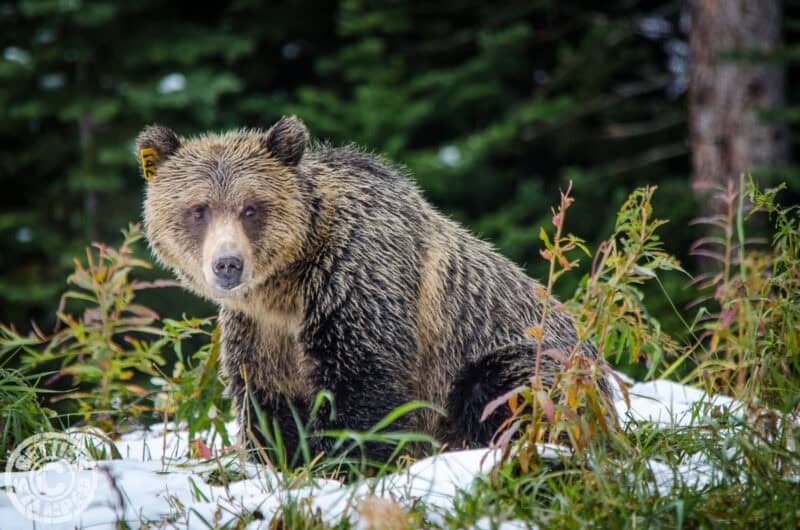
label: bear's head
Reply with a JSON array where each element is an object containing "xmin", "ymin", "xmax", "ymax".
[{"xmin": 138, "ymin": 116, "xmax": 312, "ymax": 302}]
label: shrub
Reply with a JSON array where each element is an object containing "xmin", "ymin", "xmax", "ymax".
[
  {"xmin": 0, "ymin": 224, "xmax": 231, "ymax": 451},
  {"xmin": 689, "ymin": 177, "xmax": 800, "ymax": 410}
]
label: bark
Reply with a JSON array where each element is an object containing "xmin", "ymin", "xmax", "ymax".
[{"xmin": 688, "ymin": 0, "xmax": 788, "ymax": 208}]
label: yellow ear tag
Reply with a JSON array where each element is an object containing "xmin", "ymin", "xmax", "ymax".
[{"xmin": 140, "ymin": 147, "xmax": 158, "ymax": 181}]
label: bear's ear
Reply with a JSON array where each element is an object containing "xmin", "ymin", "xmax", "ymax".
[
  {"xmin": 264, "ymin": 116, "xmax": 309, "ymax": 167},
  {"xmin": 136, "ymin": 125, "xmax": 180, "ymax": 180}
]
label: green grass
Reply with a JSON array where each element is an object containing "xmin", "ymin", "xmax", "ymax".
[
  {"xmin": 448, "ymin": 413, "xmax": 800, "ymax": 529},
  {"xmin": 0, "ymin": 363, "xmax": 55, "ymax": 460}
]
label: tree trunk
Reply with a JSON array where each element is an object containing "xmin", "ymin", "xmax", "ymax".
[{"xmin": 688, "ymin": 0, "xmax": 788, "ymax": 208}]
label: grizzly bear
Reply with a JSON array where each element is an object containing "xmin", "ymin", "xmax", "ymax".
[{"xmin": 138, "ymin": 116, "xmax": 612, "ymax": 464}]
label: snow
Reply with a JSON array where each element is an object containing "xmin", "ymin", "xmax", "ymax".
[
  {"xmin": 1, "ymin": 376, "xmax": 745, "ymax": 529},
  {"xmin": 617, "ymin": 379, "xmax": 739, "ymax": 426}
]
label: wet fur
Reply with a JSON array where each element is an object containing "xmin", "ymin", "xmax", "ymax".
[{"xmin": 139, "ymin": 117, "xmax": 613, "ymax": 463}]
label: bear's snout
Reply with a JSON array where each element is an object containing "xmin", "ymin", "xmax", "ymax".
[{"xmin": 213, "ymin": 251, "xmax": 244, "ymax": 290}]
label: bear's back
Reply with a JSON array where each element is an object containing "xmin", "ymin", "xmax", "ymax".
[{"xmin": 303, "ymin": 146, "xmax": 571, "ymax": 418}]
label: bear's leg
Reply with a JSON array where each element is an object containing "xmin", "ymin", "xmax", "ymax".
[
  {"xmin": 242, "ymin": 384, "xmax": 410, "ymax": 467},
  {"xmin": 307, "ymin": 378, "xmax": 413, "ymax": 465},
  {"xmin": 444, "ymin": 343, "xmax": 561, "ymax": 448}
]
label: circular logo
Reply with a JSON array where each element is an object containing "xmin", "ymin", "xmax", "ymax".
[{"xmin": 4, "ymin": 432, "xmax": 99, "ymax": 524}]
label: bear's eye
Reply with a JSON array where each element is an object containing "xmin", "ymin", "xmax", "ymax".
[
  {"xmin": 241, "ymin": 205, "xmax": 258, "ymax": 219},
  {"xmin": 188, "ymin": 204, "xmax": 209, "ymax": 222}
]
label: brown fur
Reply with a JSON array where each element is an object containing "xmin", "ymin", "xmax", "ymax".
[{"xmin": 138, "ymin": 116, "xmax": 613, "ymax": 463}]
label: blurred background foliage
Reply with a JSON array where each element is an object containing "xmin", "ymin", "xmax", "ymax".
[{"xmin": 1, "ymin": 0, "xmax": 797, "ymax": 338}]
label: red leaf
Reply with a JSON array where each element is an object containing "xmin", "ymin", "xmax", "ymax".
[
  {"xmin": 480, "ymin": 385, "xmax": 528, "ymax": 422},
  {"xmin": 535, "ymin": 390, "xmax": 555, "ymax": 422},
  {"xmin": 192, "ymin": 439, "xmax": 212, "ymax": 459}
]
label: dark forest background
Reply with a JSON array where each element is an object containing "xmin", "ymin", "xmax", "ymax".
[{"xmin": 1, "ymin": 0, "xmax": 797, "ymax": 339}]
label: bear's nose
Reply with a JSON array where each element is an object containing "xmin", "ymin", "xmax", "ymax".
[{"xmin": 212, "ymin": 252, "xmax": 243, "ymax": 290}]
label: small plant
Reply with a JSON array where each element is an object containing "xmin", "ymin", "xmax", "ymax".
[
  {"xmin": 1, "ymin": 224, "xmax": 171, "ymax": 429},
  {"xmin": 569, "ymin": 186, "xmax": 684, "ymax": 374},
  {"xmin": 151, "ymin": 317, "xmax": 233, "ymax": 450},
  {"xmin": 0, "ymin": 364, "xmax": 55, "ymax": 465},
  {"xmin": 689, "ymin": 176, "xmax": 800, "ymax": 410},
  {"xmin": 485, "ymin": 183, "xmax": 682, "ymax": 464},
  {"xmin": 0, "ymin": 224, "xmax": 231, "ymax": 448}
]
